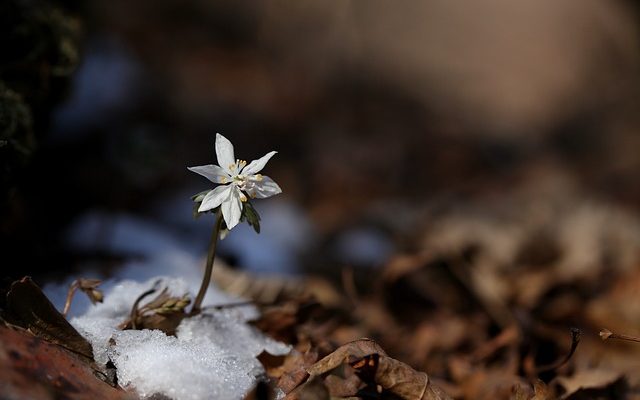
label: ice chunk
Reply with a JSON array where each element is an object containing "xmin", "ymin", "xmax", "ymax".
[
  {"xmin": 109, "ymin": 329, "xmax": 258, "ymax": 400},
  {"xmin": 71, "ymin": 277, "xmax": 289, "ymax": 400}
]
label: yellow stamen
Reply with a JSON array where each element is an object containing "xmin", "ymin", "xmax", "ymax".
[
  {"xmin": 240, "ymin": 193, "xmax": 248, "ymax": 202},
  {"xmin": 254, "ymin": 174, "xmax": 263, "ymax": 181}
]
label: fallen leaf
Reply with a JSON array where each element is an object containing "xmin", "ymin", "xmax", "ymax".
[
  {"xmin": 274, "ymin": 348, "xmax": 318, "ymax": 394},
  {"xmin": 306, "ymin": 339, "xmax": 452, "ymax": 400},
  {"xmin": 511, "ymin": 384, "xmax": 532, "ymax": 400},
  {"xmin": 459, "ymin": 368, "xmax": 530, "ymax": 400},
  {"xmin": 0, "ymin": 325, "xmax": 131, "ymax": 400},
  {"xmin": 284, "ymin": 376, "xmax": 330, "ymax": 400},
  {"xmin": 5, "ymin": 277, "xmax": 94, "ymax": 361},
  {"xmin": 323, "ymin": 374, "xmax": 363, "ymax": 398},
  {"xmin": 531, "ymin": 380, "xmax": 553, "ymax": 400},
  {"xmin": 306, "ymin": 338, "xmax": 386, "ymax": 376},
  {"xmin": 553, "ymin": 369, "xmax": 625, "ymax": 399}
]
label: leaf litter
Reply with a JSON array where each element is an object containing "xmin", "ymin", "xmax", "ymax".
[
  {"xmin": 3, "ymin": 187, "xmax": 640, "ymax": 399},
  {"xmin": 245, "ymin": 187, "xmax": 640, "ymax": 400}
]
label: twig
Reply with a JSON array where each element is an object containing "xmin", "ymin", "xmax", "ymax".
[
  {"xmin": 62, "ymin": 280, "xmax": 80, "ymax": 317},
  {"xmin": 600, "ymin": 328, "xmax": 640, "ymax": 343},
  {"xmin": 535, "ymin": 328, "xmax": 581, "ymax": 374},
  {"xmin": 130, "ymin": 280, "xmax": 162, "ymax": 330}
]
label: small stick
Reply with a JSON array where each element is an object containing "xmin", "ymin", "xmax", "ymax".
[
  {"xmin": 62, "ymin": 280, "xmax": 80, "ymax": 317},
  {"xmin": 535, "ymin": 328, "xmax": 581, "ymax": 374},
  {"xmin": 130, "ymin": 280, "xmax": 162, "ymax": 330},
  {"xmin": 600, "ymin": 328, "xmax": 640, "ymax": 343}
]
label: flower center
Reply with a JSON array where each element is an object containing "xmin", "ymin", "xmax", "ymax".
[
  {"xmin": 229, "ymin": 159, "xmax": 247, "ymax": 172},
  {"xmin": 233, "ymin": 175, "xmax": 250, "ymax": 197}
]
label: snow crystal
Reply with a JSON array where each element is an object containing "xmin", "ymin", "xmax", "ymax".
[
  {"xmin": 43, "ymin": 211, "xmax": 292, "ymax": 399},
  {"xmin": 71, "ymin": 277, "xmax": 290, "ymax": 400}
]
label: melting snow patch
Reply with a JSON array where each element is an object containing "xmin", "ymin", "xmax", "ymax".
[{"xmin": 71, "ymin": 277, "xmax": 290, "ymax": 400}]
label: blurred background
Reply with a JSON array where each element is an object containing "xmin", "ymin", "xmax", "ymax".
[{"xmin": 2, "ymin": 0, "xmax": 640, "ymax": 289}]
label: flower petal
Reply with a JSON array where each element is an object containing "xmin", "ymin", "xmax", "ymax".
[
  {"xmin": 245, "ymin": 176, "xmax": 282, "ymax": 199},
  {"xmin": 241, "ymin": 151, "xmax": 277, "ymax": 175},
  {"xmin": 221, "ymin": 186, "xmax": 243, "ymax": 229},
  {"xmin": 215, "ymin": 133, "xmax": 236, "ymax": 174},
  {"xmin": 198, "ymin": 185, "xmax": 231, "ymax": 212},
  {"xmin": 188, "ymin": 165, "xmax": 231, "ymax": 183}
]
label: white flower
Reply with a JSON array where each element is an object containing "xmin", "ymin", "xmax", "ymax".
[{"xmin": 188, "ymin": 133, "xmax": 282, "ymax": 229}]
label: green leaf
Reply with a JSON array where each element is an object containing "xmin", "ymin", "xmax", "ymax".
[
  {"xmin": 191, "ymin": 190, "xmax": 210, "ymax": 202},
  {"xmin": 242, "ymin": 201, "xmax": 261, "ymax": 234},
  {"xmin": 192, "ymin": 202, "xmax": 202, "ymax": 219},
  {"xmin": 191, "ymin": 194, "xmax": 219, "ymax": 219}
]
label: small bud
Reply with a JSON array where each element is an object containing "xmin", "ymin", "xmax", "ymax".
[
  {"xmin": 78, "ymin": 278, "xmax": 104, "ymax": 305},
  {"xmin": 163, "ymin": 298, "xmax": 178, "ymax": 308},
  {"xmin": 600, "ymin": 329, "xmax": 613, "ymax": 341},
  {"xmin": 90, "ymin": 289, "xmax": 104, "ymax": 303}
]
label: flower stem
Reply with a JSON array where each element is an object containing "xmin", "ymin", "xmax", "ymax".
[{"xmin": 191, "ymin": 212, "xmax": 224, "ymax": 315}]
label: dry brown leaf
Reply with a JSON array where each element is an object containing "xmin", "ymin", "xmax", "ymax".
[
  {"xmin": 4, "ymin": 277, "xmax": 94, "ymax": 361},
  {"xmin": 213, "ymin": 262, "xmax": 344, "ymax": 306},
  {"xmin": 274, "ymin": 349, "xmax": 318, "ymax": 394},
  {"xmin": 531, "ymin": 380, "xmax": 553, "ymax": 400},
  {"xmin": 306, "ymin": 338, "xmax": 452, "ymax": 400},
  {"xmin": 470, "ymin": 372, "xmax": 529, "ymax": 400},
  {"xmin": 586, "ymin": 269, "xmax": 640, "ymax": 334},
  {"xmin": 323, "ymin": 374, "xmax": 363, "ymax": 398},
  {"xmin": 306, "ymin": 338, "xmax": 387, "ymax": 376},
  {"xmin": 511, "ymin": 381, "xmax": 553, "ymax": 400},
  {"xmin": 0, "ymin": 325, "xmax": 132, "ymax": 400},
  {"xmin": 553, "ymin": 369, "xmax": 625, "ymax": 399},
  {"xmin": 284, "ymin": 376, "xmax": 330, "ymax": 400},
  {"xmin": 374, "ymin": 354, "xmax": 451, "ymax": 400},
  {"xmin": 251, "ymin": 301, "xmax": 304, "ymax": 343},
  {"xmin": 510, "ymin": 384, "xmax": 532, "ymax": 400}
]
